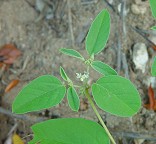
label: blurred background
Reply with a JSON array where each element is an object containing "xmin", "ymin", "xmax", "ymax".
[{"xmin": 0, "ymin": 0, "xmax": 156, "ymax": 143}]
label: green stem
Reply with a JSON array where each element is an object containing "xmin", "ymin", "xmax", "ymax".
[
  {"xmin": 73, "ymin": 85, "xmax": 81, "ymax": 88},
  {"xmin": 85, "ymin": 88, "xmax": 116, "ymax": 144}
]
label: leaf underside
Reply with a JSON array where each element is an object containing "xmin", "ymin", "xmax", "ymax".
[
  {"xmin": 29, "ymin": 118, "xmax": 110, "ymax": 144},
  {"xmin": 12, "ymin": 75, "xmax": 66, "ymax": 114},
  {"xmin": 86, "ymin": 9, "xmax": 110, "ymax": 55},
  {"xmin": 92, "ymin": 75, "xmax": 141, "ymax": 117}
]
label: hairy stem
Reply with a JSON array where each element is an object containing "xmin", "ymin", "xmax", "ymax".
[{"xmin": 85, "ymin": 88, "xmax": 116, "ymax": 144}]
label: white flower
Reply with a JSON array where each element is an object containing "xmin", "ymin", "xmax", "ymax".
[
  {"xmin": 76, "ymin": 71, "xmax": 89, "ymax": 81},
  {"xmin": 76, "ymin": 73, "xmax": 82, "ymax": 79},
  {"xmin": 83, "ymin": 71, "xmax": 89, "ymax": 79}
]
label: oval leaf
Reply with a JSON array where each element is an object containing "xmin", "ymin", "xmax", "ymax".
[
  {"xmin": 151, "ymin": 26, "xmax": 156, "ymax": 30},
  {"xmin": 60, "ymin": 48, "xmax": 85, "ymax": 61},
  {"xmin": 92, "ymin": 75, "xmax": 141, "ymax": 117},
  {"xmin": 60, "ymin": 66, "xmax": 69, "ymax": 81},
  {"xmin": 150, "ymin": 0, "xmax": 156, "ymax": 19},
  {"xmin": 12, "ymin": 75, "xmax": 66, "ymax": 114},
  {"xmin": 67, "ymin": 87, "xmax": 80, "ymax": 111},
  {"xmin": 91, "ymin": 61, "xmax": 117, "ymax": 76},
  {"xmin": 29, "ymin": 118, "xmax": 110, "ymax": 144},
  {"xmin": 152, "ymin": 57, "xmax": 156, "ymax": 76},
  {"xmin": 86, "ymin": 9, "xmax": 110, "ymax": 55}
]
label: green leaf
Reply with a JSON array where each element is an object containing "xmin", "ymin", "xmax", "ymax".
[
  {"xmin": 29, "ymin": 118, "xmax": 110, "ymax": 144},
  {"xmin": 151, "ymin": 26, "xmax": 156, "ymax": 30},
  {"xmin": 86, "ymin": 9, "xmax": 110, "ymax": 55},
  {"xmin": 67, "ymin": 87, "xmax": 80, "ymax": 111},
  {"xmin": 60, "ymin": 66, "xmax": 69, "ymax": 81},
  {"xmin": 92, "ymin": 75, "xmax": 141, "ymax": 117},
  {"xmin": 60, "ymin": 48, "xmax": 85, "ymax": 61},
  {"xmin": 12, "ymin": 75, "xmax": 66, "ymax": 114},
  {"xmin": 91, "ymin": 61, "xmax": 117, "ymax": 76},
  {"xmin": 150, "ymin": 0, "xmax": 156, "ymax": 19},
  {"xmin": 151, "ymin": 57, "xmax": 156, "ymax": 76}
]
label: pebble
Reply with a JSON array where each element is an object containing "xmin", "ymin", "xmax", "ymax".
[
  {"xmin": 134, "ymin": 0, "xmax": 148, "ymax": 5},
  {"xmin": 35, "ymin": 0, "xmax": 54, "ymax": 19},
  {"xmin": 36, "ymin": 0, "xmax": 44, "ymax": 12},
  {"xmin": 118, "ymin": 3, "xmax": 129, "ymax": 15},
  {"xmin": 108, "ymin": 0, "xmax": 113, "ymax": 4},
  {"xmin": 132, "ymin": 43, "xmax": 149, "ymax": 73},
  {"xmin": 131, "ymin": 4, "xmax": 147, "ymax": 15},
  {"xmin": 143, "ymin": 77, "xmax": 156, "ymax": 88},
  {"xmin": 150, "ymin": 77, "xmax": 156, "ymax": 88}
]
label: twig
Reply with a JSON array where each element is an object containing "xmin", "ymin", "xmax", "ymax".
[
  {"xmin": 44, "ymin": 0, "xmax": 54, "ymax": 6},
  {"xmin": 120, "ymin": 0, "xmax": 130, "ymax": 80},
  {"xmin": 121, "ymin": 52, "xmax": 129, "ymax": 79},
  {"xmin": 121, "ymin": 0, "xmax": 127, "ymax": 36},
  {"xmin": 132, "ymin": 27, "xmax": 155, "ymax": 35},
  {"xmin": 0, "ymin": 107, "xmax": 46, "ymax": 123},
  {"xmin": 122, "ymin": 138, "xmax": 128, "ymax": 144},
  {"xmin": 67, "ymin": 0, "xmax": 75, "ymax": 47},
  {"xmin": 116, "ymin": 32, "xmax": 121, "ymax": 73},
  {"xmin": 0, "ymin": 64, "xmax": 6, "ymax": 78},
  {"xmin": 59, "ymin": 0, "xmax": 67, "ymax": 23},
  {"xmin": 22, "ymin": 55, "xmax": 30, "ymax": 71},
  {"xmin": 81, "ymin": 0, "xmax": 98, "ymax": 5},
  {"xmin": 104, "ymin": 0, "xmax": 156, "ymax": 48},
  {"xmin": 25, "ymin": 0, "xmax": 36, "ymax": 9},
  {"xmin": 130, "ymin": 26, "xmax": 156, "ymax": 50},
  {"xmin": 7, "ymin": 123, "xmax": 18, "ymax": 136},
  {"xmin": 50, "ymin": 0, "xmax": 58, "ymax": 18},
  {"xmin": 121, "ymin": 2, "xmax": 133, "ymax": 125},
  {"xmin": 104, "ymin": 1, "xmax": 122, "ymax": 73},
  {"xmin": 112, "ymin": 131, "xmax": 156, "ymax": 141},
  {"xmin": 76, "ymin": 20, "xmax": 90, "ymax": 45},
  {"xmin": 103, "ymin": 0, "xmax": 116, "ymax": 12}
]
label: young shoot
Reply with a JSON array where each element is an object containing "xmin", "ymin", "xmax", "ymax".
[{"xmin": 12, "ymin": 9, "xmax": 141, "ymax": 144}]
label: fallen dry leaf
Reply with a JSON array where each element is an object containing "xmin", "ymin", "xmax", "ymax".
[
  {"xmin": 0, "ymin": 62, "xmax": 9, "ymax": 69},
  {"xmin": 5, "ymin": 79, "xmax": 19, "ymax": 93},
  {"xmin": 12, "ymin": 134, "xmax": 24, "ymax": 144},
  {"xmin": 144, "ymin": 84, "xmax": 156, "ymax": 111},
  {"xmin": 148, "ymin": 84, "xmax": 155, "ymax": 109},
  {"xmin": 151, "ymin": 45, "xmax": 156, "ymax": 51},
  {"xmin": 0, "ymin": 44, "xmax": 21, "ymax": 64},
  {"xmin": 144, "ymin": 101, "xmax": 156, "ymax": 110},
  {"xmin": 0, "ymin": 62, "xmax": 5, "ymax": 68}
]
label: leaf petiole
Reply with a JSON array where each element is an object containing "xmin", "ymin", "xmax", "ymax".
[
  {"xmin": 73, "ymin": 85, "xmax": 81, "ymax": 88},
  {"xmin": 85, "ymin": 88, "xmax": 116, "ymax": 144}
]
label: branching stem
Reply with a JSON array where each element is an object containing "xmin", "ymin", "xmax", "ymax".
[{"xmin": 85, "ymin": 88, "xmax": 116, "ymax": 144}]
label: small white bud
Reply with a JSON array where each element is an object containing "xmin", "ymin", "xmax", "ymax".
[
  {"xmin": 76, "ymin": 71, "xmax": 89, "ymax": 81},
  {"xmin": 76, "ymin": 73, "xmax": 81, "ymax": 79}
]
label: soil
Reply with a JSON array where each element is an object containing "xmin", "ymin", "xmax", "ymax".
[{"xmin": 0, "ymin": 0, "xmax": 156, "ymax": 144}]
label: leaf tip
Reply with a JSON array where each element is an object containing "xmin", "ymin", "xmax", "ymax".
[{"xmin": 59, "ymin": 48, "xmax": 64, "ymax": 53}]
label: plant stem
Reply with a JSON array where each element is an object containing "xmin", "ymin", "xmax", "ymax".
[{"xmin": 85, "ymin": 88, "xmax": 116, "ymax": 144}]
